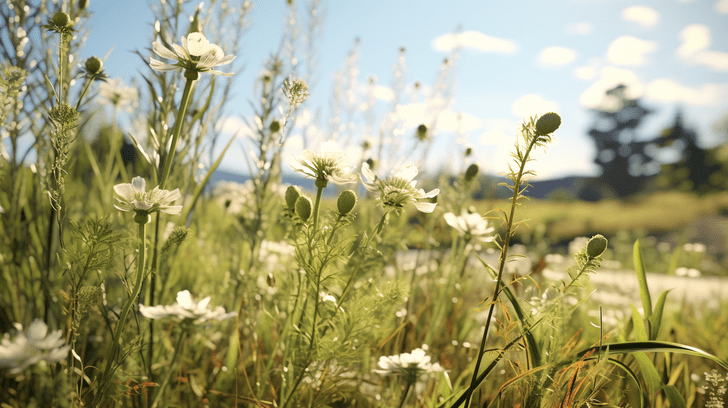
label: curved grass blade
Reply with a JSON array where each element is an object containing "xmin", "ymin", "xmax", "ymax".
[
  {"xmin": 584, "ymin": 356, "xmax": 644, "ymax": 408},
  {"xmin": 633, "ymin": 240, "xmax": 652, "ymax": 320},
  {"xmin": 576, "ymin": 341, "xmax": 728, "ymax": 371}
]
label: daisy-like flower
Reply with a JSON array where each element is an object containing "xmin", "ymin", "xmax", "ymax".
[
  {"xmin": 360, "ymin": 162, "xmax": 439, "ymax": 213},
  {"xmin": 289, "ymin": 141, "xmax": 357, "ymax": 188},
  {"xmin": 443, "ymin": 209, "xmax": 495, "ymax": 244},
  {"xmin": 374, "ymin": 346, "xmax": 444, "ymax": 385},
  {"xmin": 139, "ymin": 290, "xmax": 237, "ymax": 324},
  {"xmin": 150, "ymin": 32, "xmax": 235, "ymax": 77},
  {"xmin": 0, "ymin": 320, "xmax": 70, "ymax": 374},
  {"xmin": 99, "ymin": 77, "xmax": 139, "ymax": 112},
  {"xmin": 113, "ymin": 176, "xmax": 182, "ymax": 218}
]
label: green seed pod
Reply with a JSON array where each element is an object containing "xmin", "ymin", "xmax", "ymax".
[
  {"xmin": 337, "ymin": 190, "xmax": 357, "ymax": 215},
  {"xmin": 586, "ymin": 234, "xmax": 608, "ymax": 258},
  {"xmin": 535, "ymin": 112, "xmax": 561, "ymax": 136},
  {"xmin": 295, "ymin": 195, "xmax": 312, "ymax": 222},
  {"xmin": 133, "ymin": 212, "xmax": 151, "ymax": 225},
  {"xmin": 464, "ymin": 146, "xmax": 473, "ymax": 157},
  {"xmin": 52, "ymin": 11, "xmax": 71, "ymax": 27},
  {"xmin": 465, "ymin": 163, "xmax": 479, "ymax": 181},
  {"xmin": 85, "ymin": 56, "xmax": 103, "ymax": 74},
  {"xmin": 78, "ymin": 0, "xmax": 88, "ymax": 10},
  {"xmin": 269, "ymin": 120, "xmax": 281, "ymax": 133},
  {"xmin": 285, "ymin": 186, "xmax": 301, "ymax": 210}
]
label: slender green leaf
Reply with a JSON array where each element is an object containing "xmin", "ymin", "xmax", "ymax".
[
  {"xmin": 633, "ymin": 351, "xmax": 661, "ymax": 397},
  {"xmin": 585, "ymin": 356, "xmax": 644, "ymax": 408},
  {"xmin": 633, "ymin": 240, "xmax": 653, "ymax": 318},
  {"xmin": 631, "ymin": 304, "xmax": 648, "ymax": 342},
  {"xmin": 649, "ymin": 289, "xmax": 671, "ymax": 340},
  {"xmin": 662, "ymin": 384, "xmax": 687, "ymax": 408},
  {"xmin": 577, "ymin": 340, "xmax": 728, "ymax": 371}
]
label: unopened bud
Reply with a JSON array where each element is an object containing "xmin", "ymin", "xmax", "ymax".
[
  {"xmin": 85, "ymin": 56, "xmax": 103, "ymax": 74},
  {"xmin": 337, "ymin": 190, "xmax": 357, "ymax": 215},
  {"xmin": 295, "ymin": 195, "xmax": 312, "ymax": 222},
  {"xmin": 52, "ymin": 11, "xmax": 71, "ymax": 27},
  {"xmin": 586, "ymin": 234, "xmax": 608, "ymax": 258},
  {"xmin": 285, "ymin": 185, "xmax": 301, "ymax": 210},
  {"xmin": 78, "ymin": 0, "xmax": 88, "ymax": 10},
  {"xmin": 133, "ymin": 212, "xmax": 151, "ymax": 225},
  {"xmin": 266, "ymin": 272, "xmax": 276, "ymax": 287},
  {"xmin": 416, "ymin": 124, "xmax": 428, "ymax": 141},
  {"xmin": 465, "ymin": 163, "xmax": 479, "ymax": 181},
  {"xmin": 535, "ymin": 112, "xmax": 561, "ymax": 136},
  {"xmin": 269, "ymin": 120, "xmax": 281, "ymax": 133}
]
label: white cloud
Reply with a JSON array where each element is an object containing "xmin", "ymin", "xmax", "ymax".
[
  {"xmin": 511, "ymin": 94, "xmax": 560, "ymax": 119},
  {"xmin": 538, "ymin": 47, "xmax": 578, "ymax": 67},
  {"xmin": 646, "ymin": 79, "xmax": 728, "ymax": 106},
  {"xmin": 622, "ymin": 6, "xmax": 660, "ymax": 27},
  {"xmin": 580, "ymin": 66, "xmax": 644, "ymax": 111},
  {"xmin": 606, "ymin": 36, "xmax": 658, "ymax": 65},
  {"xmin": 677, "ymin": 24, "xmax": 728, "ymax": 71},
  {"xmin": 575, "ymin": 65, "xmax": 597, "ymax": 80},
  {"xmin": 391, "ymin": 103, "xmax": 484, "ymax": 133},
  {"xmin": 217, "ymin": 116, "xmax": 246, "ymax": 134},
  {"xmin": 372, "ymin": 85, "xmax": 395, "ymax": 103},
  {"xmin": 566, "ymin": 22, "xmax": 593, "ymax": 35},
  {"xmin": 432, "ymin": 30, "xmax": 517, "ymax": 54},
  {"xmin": 716, "ymin": 0, "xmax": 728, "ymax": 14}
]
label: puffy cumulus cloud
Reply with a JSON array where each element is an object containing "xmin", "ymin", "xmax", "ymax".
[
  {"xmin": 432, "ymin": 30, "xmax": 517, "ymax": 54},
  {"xmin": 677, "ymin": 24, "xmax": 728, "ymax": 71},
  {"xmin": 574, "ymin": 65, "xmax": 597, "ymax": 80},
  {"xmin": 511, "ymin": 94, "xmax": 559, "ymax": 119},
  {"xmin": 566, "ymin": 22, "xmax": 593, "ymax": 35},
  {"xmin": 538, "ymin": 47, "xmax": 577, "ymax": 67},
  {"xmin": 391, "ymin": 103, "xmax": 484, "ymax": 133},
  {"xmin": 607, "ymin": 36, "xmax": 658, "ymax": 66},
  {"xmin": 717, "ymin": 0, "xmax": 728, "ymax": 14},
  {"xmin": 621, "ymin": 6, "xmax": 660, "ymax": 27},
  {"xmin": 580, "ymin": 66, "xmax": 644, "ymax": 111},
  {"xmin": 646, "ymin": 79, "xmax": 728, "ymax": 106}
]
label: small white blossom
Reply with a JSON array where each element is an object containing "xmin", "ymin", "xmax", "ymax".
[
  {"xmin": 443, "ymin": 209, "xmax": 495, "ymax": 244},
  {"xmin": 139, "ymin": 290, "xmax": 237, "ymax": 324},
  {"xmin": 360, "ymin": 162, "xmax": 439, "ymax": 213},
  {"xmin": 288, "ymin": 141, "xmax": 357, "ymax": 186},
  {"xmin": 150, "ymin": 32, "xmax": 235, "ymax": 77},
  {"xmin": 0, "ymin": 320, "xmax": 70, "ymax": 374},
  {"xmin": 114, "ymin": 176, "xmax": 182, "ymax": 215},
  {"xmin": 374, "ymin": 346, "xmax": 444, "ymax": 384},
  {"xmin": 98, "ymin": 77, "xmax": 138, "ymax": 111}
]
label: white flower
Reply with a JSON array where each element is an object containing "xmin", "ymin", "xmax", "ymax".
[
  {"xmin": 288, "ymin": 141, "xmax": 357, "ymax": 187},
  {"xmin": 360, "ymin": 162, "xmax": 439, "ymax": 213},
  {"xmin": 0, "ymin": 320, "xmax": 70, "ymax": 374},
  {"xmin": 150, "ymin": 32, "xmax": 235, "ymax": 77},
  {"xmin": 114, "ymin": 176, "xmax": 182, "ymax": 215},
  {"xmin": 374, "ymin": 346, "xmax": 444, "ymax": 384},
  {"xmin": 139, "ymin": 290, "xmax": 237, "ymax": 324},
  {"xmin": 443, "ymin": 209, "xmax": 495, "ymax": 244},
  {"xmin": 98, "ymin": 77, "xmax": 138, "ymax": 111}
]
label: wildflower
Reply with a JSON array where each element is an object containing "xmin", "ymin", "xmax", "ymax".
[
  {"xmin": 289, "ymin": 141, "xmax": 357, "ymax": 188},
  {"xmin": 99, "ymin": 78, "xmax": 139, "ymax": 111},
  {"xmin": 0, "ymin": 320, "xmax": 70, "ymax": 374},
  {"xmin": 43, "ymin": 11, "xmax": 74, "ymax": 34},
  {"xmin": 139, "ymin": 290, "xmax": 237, "ymax": 324},
  {"xmin": 443, "ymin": 209, "xmax": 495, "ymax": 244},
  {"xmin": 360, "ymin": 162, "xmax": 439, "ymax": 213},
  {"xmin": 113, "ymin": 176, "xmax": 182, "ymax": 222},
  {"xmin": 586, "ymin": 234, "xmax": 608, "ymax": 258},
  {"xmin": 150, "ymin": 32, "xmax": 235, "ymax": 77},
  {"xmin": 535, "ymin": 112, "xmax": 561, "ymax": 136},
  {"xmin": 374, "ymin": 346, "xmax": 444, "ymax": 385}
]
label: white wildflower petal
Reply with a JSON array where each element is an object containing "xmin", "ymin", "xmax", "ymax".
[
  {"xmin": 150, "ymin": 58, "xmax": 180, "ymax": 72},
  {"xmin": 0, "ymin": 320, "xmax": 70, "ymax": 374},
  {"xmin": 152, "ymin": 42, "xmax": 179, "ymax": 60},
  {"xmin": 171, "ymin": 43, "xmax": 188, "ymax": 59},
  {"xmin": 414, "ymin": 201, "xmax": 437, "ymax": 213},
  {"xmin": 208, "ymin": 69, "xmax": 234, "ymax": 77}
]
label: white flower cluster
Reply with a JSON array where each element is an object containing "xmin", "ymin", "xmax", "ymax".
[
  {"xmin": 0, "ymin": 320, "xmax": 70, "ymax": 374},
  {"xmin": 374, "ymin": 346, "xmax": 444, "ymax": 384},
  {"xmin": 140, "ymin": 290, "xmax": 237, "ymax": 324},
  {"xmin": 443, "ymin": 209, "xmax": 495, "ymax": 247}
]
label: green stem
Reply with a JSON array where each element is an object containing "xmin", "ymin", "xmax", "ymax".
[
  {"xmin": 74, "ymin": 76, "xmax": 93, "ymax": 111},
  {"xmin": 462, "ymin": 135, "xmax": 540, "ymax": 408},
  {"xmin": 312, "ymin": 180, "xmax": 326, "ymax": 232},
  {"xmin": 151, "ymin": 328, "xmax": 187, "ymax": 408},
  {"xmin": 398, "ymin": 382, "xmax": 412, "ymax": 408},
  {"xmin": 95, "ymin": 220, "xmax": 147, "ymax": 404},
  {"xmin": 159, "ymin": 71, "xmax": 197, "ymax": 191}
]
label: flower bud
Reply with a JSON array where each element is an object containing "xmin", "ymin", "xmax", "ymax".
[
  {"xmin": 133, "ymin": 212, "xmax": 151, "ymax": 225},
  {"xmin": 586, "ymin": 234, "xmax": 608, "ymax": 258},
  {"xmin": 295, "ymin": 195, "xmax": 312, "ymax": 222},
  {"xmin": 52, "ymin": 11, "xmax": 71, "ymax": 27},
  {"xmin": 337, "ymin": 190, "xmax": 357, "ymax": 215},
  {"xmin": 285, "ymin": 185, "xmax": 301, "ymax": 210},
  {"xmin": 416, "ymin": 124, "xmax": 428, "ymax": 141},
  {"xmin": 269, "ymin": 120, "xmax": 281, "ymax": 133},
  {"xmin": 535, "ymin": 112, "xmax": 561, "ymax": 136},
  {"xmin": 465, "ymin": 163, "xmax": 479, "ymax": 181},
  {"xmin": 464, "ymin": 146, "xmax": 473, "ymax": 157},
  {"xmin": 85, "ymin": 56, "xmax": 103, "ymax": 74},
  {"xmin": 78, "ymin": 0, "xmax": 88, "ymax": 10},
  {"xmin": 266, "ymin": 272, "xmax": 276, "ymax": 288}
]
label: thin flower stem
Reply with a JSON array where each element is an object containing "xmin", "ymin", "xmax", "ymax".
[
  {"xmin": 312, "ymin": 182, "xmax": 324, "ymax": 232},
  {"xmin": 74, "ymin": 76, "xmax": 93, "ymax": 111},
  {"xmin": 95, "ymin": 221, "xmax": 147, "ymax": 404},
  {"xmin": 152, "ymin": 328, "xmax": 187, "ymax": 408},
  {"xmin": 159, "ymin": 73, "xmax": 196, "ymax": 190},
  {"xmin": 398, "ymin": 382, "xmax": 412, "ymax": 408},
  {"xmin": 462, "ymin": 134, "xmax": 540, "ymax": 408}
]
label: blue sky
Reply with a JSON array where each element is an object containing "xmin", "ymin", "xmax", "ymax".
[{"xmin": 80, "ymin": 0, "xmax": 728, "ymax": 180}]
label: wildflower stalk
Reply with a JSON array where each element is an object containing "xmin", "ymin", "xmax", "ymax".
[
  {"xmin": 151, "ymin": 329, "xmax": 186, "ymax": 408},
  {"xmin": 96, "ymin": 220, "xmax": 147, "ymax": 403},
  {"xmin": 398, "ymin": 382, "xmax": 412, "ymax": 408},
  {"xmin": 312, "ymin": 179, "xmax": 326, "ymax": 232},
  {"xmin": 159, "ymin": 69, "xmax": 197, "ymax": 190},
  {"xmin": 462, "ymin": 116, "xmax": 555, "ymax": 407}
]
